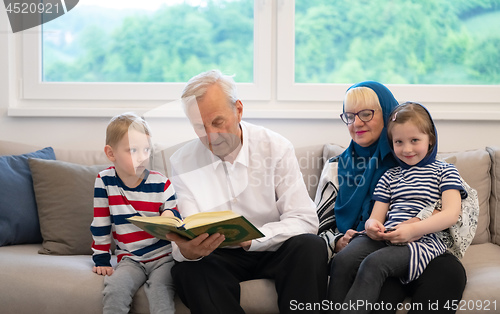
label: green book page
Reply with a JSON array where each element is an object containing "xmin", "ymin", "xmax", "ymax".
[
  {"xmin": 127, "ymin": 213, "xmax": 264, "ymax": 246},
  {"xmin": 126, "ymin": 216, "xmax": 196, "ymax": 240},
  {"xmin": 187, "ymin": 216, "xmax": 264, "ymax": 247}
]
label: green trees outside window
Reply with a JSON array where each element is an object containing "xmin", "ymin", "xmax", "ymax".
[
  {"xmin": 295, "ymin": 0, "xmax": 500, "ymax": 84},
  {"xmin": 42, "ymin": 0, "xmax": 500, "ymax": 85}
]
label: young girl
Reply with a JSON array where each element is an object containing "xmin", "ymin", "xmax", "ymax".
[{"xmin": 328, "ymin": 102, "xmax": 466, "ymax": 314}]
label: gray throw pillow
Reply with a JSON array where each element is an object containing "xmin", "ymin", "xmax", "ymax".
[{"xmin": 29, "ymin": 158, "xmax": 110, "ymax": 255}]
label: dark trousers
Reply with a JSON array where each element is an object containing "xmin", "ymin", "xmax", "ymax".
[
  {"xmin": 171, "ymin": 234, "xmax": 328, "ymax": 314},
  {"xmin": 374, "ymin": 252, "xmax": 467, "ymax": 314},
  {"xmin": 328, "ymin": 235, "xmax": 410, "ymax": 314}
]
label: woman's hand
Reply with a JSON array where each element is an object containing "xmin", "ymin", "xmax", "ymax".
[{"xmin": 334, "ymin": 229, "xmax": 358, "ymax": 252}]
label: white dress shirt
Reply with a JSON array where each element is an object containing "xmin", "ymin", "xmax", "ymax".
[{"xmin": 169, "ymin": 121, "xmax": 318, "ymax": 261}]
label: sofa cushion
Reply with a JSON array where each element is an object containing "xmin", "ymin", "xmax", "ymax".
[
  {"xmin": 0, "ymin": 147, "xmax": 56, "ymax": 246},
  {"xmin": 487, "ymin": 147, "xmax": 500, "ymax": 245},
  {"xmin": 29, "ymin": 158, "xmax": 110, "ymax": 255},
  {"xmin": 322, "ymin": 144, "xmax": 346, "ymax": 161},
  {"xmin": 438, "ymin": 149, "xmax": 491, "ymax": 244},
  {"xmin": 460, "ymin": 243, "xmax": 500, "ymax": 304},
  {"xmin": 295, "ymin": 145, "xmax": 327, "ymax": 199},
  {"xmin": 53, "ymin": 148, "xmax": 109, "ymax": 166},
  {"xmin": 150, "ymin": 142, "xmax": 190, "ymax": 178}
]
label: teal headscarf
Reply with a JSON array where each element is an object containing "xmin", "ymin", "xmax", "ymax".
[{"xmin": 334, "ymin": 81, "xmax": 398, "ymax": 233}]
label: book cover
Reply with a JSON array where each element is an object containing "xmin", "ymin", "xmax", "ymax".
[{"xmin": 127, "ymin": 211, "xmax": 265, "ymax": 247}]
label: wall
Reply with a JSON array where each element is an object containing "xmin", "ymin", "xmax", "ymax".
[{"xmin": 1, "ymin": 108, "xmax": 499, "ymax": 154}]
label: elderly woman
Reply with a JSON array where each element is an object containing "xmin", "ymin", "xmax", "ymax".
[{"xmin": 316, "ymin": 81, "xmax": 466, "ymax": 313}]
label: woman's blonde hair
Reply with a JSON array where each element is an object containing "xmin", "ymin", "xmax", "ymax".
[
  {"xmin": 344, "ymin": 86, "xmax": 382, "ymax": 112},
  {"xmin": 387, "ymin": 102, "xmax": 436, "ymax": 150},
  {"xmin": 105, "ymin": 112, "xmax": 151, "ymax": 147}
]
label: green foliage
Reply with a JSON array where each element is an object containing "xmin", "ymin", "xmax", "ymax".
[
  {"xmin": 43, "ymin": 0, "xmax": 253, "ymax": 83},
  {"xmin": 42, "ymin": 0, "xmax": 500, "ymax": 85},
  {"xmin": 466, "ymin": 36, "xmax": 500, "ymax": 83},
  {"xmin": 295, "ymin": 0, "xmax": 500, "ymax": 84}
]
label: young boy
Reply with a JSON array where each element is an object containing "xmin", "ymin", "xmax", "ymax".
[{"xmin": 91, "ymin": 112, "xmax": 180, "ymax": 314}]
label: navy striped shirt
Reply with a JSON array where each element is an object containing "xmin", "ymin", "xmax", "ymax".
[
  {"xmin": 91, "ymin": 167, "xmax": 179, "ymax": 267},
  {"xmin": 372, "ymin": 160, "xmax": 465, "ymax": 282}
]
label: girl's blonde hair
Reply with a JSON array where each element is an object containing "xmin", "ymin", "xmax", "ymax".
[
  {"xmin": 344, "ymin": 86, "xmax": 382, "ymax": 112},
  {"xmin": 105, "ymin": 112, "xmax": 151, "ymax": 147},
  {"xmin": 387, "ymin": 102, "xmax": 436, "ymax": 151}
]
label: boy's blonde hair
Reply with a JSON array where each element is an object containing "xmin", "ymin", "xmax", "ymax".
[
  {"xmin": 344, "ymin": 86, "xmax": 381, "ymax": 112},
  {"xmin": 106, "ymin": 112, "xmax": 152, "ymax": 147},
  {"xmin": 387, "ymin": 102, "xmax": 436, "ymax": 150}
]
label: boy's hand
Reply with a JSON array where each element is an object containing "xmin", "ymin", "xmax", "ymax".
[
  {"xmin": 93, "ymin": 266, "xmax": 114, "ymax": 276},
  {"xmin": 161, "ymin": 210, "xmax": 175, "ymax": 217}
]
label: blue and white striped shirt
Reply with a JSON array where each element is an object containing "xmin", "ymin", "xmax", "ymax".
[{"xmin": 373, "ymin": 160, "xmax": 465, "ymax": 282}]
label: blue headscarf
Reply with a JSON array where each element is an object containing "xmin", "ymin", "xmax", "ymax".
[
  {"xmin": 334, "ymin": 81, "xmax": 399, "ymax": 233},
  {"xmin": 390, "ymin": 102, "xmax": 437, "ymax": 170}
]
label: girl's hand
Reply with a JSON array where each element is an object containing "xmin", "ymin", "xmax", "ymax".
[
  {"xmin": 365, "ymin": 218, "xmax": 385, "ymax": 241},
  {"xmin": 93, "ymin": 266, "xmax": 114, "ymax": 276},
  {"xmin": 383, "ymin": 223, "xmax": 422, "ymax": 244},
  {"xmin": 399, "ymin": 217, "xmax": 421, "ymax": 225}
]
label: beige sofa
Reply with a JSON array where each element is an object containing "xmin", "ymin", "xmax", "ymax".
[{"xmin": 0, "ymin": 139, "xmax": 499, "ymax": 314}]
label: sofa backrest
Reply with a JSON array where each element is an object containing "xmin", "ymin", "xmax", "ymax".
[
  {"xmin": 487, "ymin": 147, "xmax": 500, "ymax": 246},
  {"xmin": 2, "ymin": 139, "xmax": 500, "ymax": 246},
  {"xmin": 438, "ymin": 149, "xmax": 492, "ymax": 245},
  {"xmin": 294, "ymin": 145, "xmax": 327, "ymax": 199},
  {"xmin": 0, "ymin": 140, "xmax": 109, "ymax": 165}
]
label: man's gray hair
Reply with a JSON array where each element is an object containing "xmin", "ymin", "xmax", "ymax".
[{"xmin": 181, "ymin": 69, "xmax": 238, "ymax": 106}]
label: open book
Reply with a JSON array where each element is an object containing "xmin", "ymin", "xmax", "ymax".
[{"xmin": 127, "ymin": 211, "xmax": 264, "ymax": 247}]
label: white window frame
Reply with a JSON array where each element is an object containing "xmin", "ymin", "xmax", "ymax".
[
  {"xmin": 276, "ymin": 1, "xmax": 500, "ymax": 120},
  {"xmin": 20, "ymin": 0, "xmax": 272, "ymax": 101}
]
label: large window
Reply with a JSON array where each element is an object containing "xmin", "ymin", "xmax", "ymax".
[
  {"xmin": 294, "ymin": 0, "xmax": 500, "ymax": 85},
  {"xmin": 11, "ymin": 0, "xmax": 500, "ymax": 117},
  {"xmin": 277, "ymin": 0, "xmax": 500, "ymax": 103},
  {"xmin": 42, "ymin": 0, "xmax": 254, "ymax": 83},
  {"xmin": 22, "ymin": 0, "xmax": 271, "ymax": 100}
]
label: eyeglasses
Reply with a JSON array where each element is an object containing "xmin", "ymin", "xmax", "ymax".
[{"xmin": 340, "ymin": 109, "xmax": 376, "ymax": 125}]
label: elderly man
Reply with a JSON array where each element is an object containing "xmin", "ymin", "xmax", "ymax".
[{"xmin": 166, "ymin": 70, "xmax": 327, "ymax": 314}]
